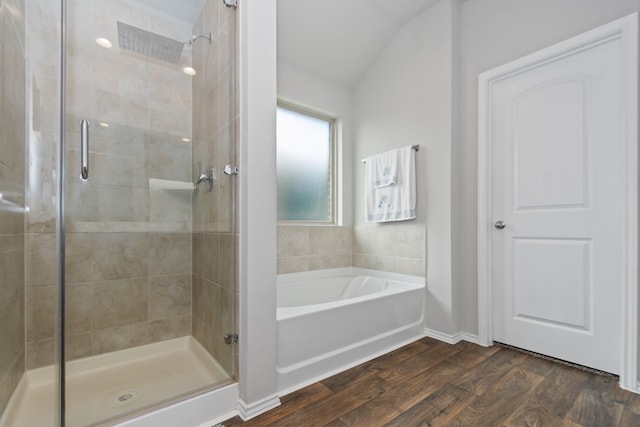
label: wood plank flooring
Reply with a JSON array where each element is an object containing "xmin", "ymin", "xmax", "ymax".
[{"xmin": 223, "ymin": 337, "xmax": 640, "ymax": 426}]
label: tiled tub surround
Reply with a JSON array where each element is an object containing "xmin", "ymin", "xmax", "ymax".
[
  {"xmin": 276, "ymin": 224, "xmax": 426, "ymax": 277},
  {"xmin": 0, "ymin": 0, "xmax": 26, "ymax": 415},
  {"xmin": 25, "ymin": 231, "xmax": 193, "ymax": 369},
  {"xmin": 277, "ymin": 225, "xmax": 353, "ymax": 274},
  {"xmin": 352, "ymin": 224, "xmax": 426, "ymax": 277}
]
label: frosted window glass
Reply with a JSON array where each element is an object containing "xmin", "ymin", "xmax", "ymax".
[{"xmin": 277, "ymin": 106, "xmax": 333, "ymax": 222}]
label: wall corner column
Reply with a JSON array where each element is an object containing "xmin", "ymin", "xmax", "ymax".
[{"xmin": 237, "ymin": 0, "xmax": 281, "ymax": 418}]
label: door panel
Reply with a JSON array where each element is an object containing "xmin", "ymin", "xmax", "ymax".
[
  {"xmin": 514, "ymin": 81, "xmax": 588, "ymax": 210},
  {"xmin": 490, "ymin": 30, "xmax": 625, "ymax": 374},
  {"xmin": 512, "ymin": 238, "xmax": 591, "ymax": 330}
]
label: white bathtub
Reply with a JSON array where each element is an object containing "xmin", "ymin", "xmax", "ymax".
[{"xmin": 277, "ymin": 267, "xmax": 425, "ymax": 393}]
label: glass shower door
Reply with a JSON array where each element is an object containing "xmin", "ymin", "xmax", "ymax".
[
  {"xmin": 62, "ymin": 0, "xmax": 237, "ymax": 425},
  {"xmin": 1, "ymin": 0, "xmax": 62, "ymax": 425}
]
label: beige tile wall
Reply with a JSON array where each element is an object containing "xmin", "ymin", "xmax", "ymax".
[
  {"xmin": 191, "ymin": 231, "xmax": 236, "ymax": 374},
  {"xmin": 23, "ymin": 0, "xmax": 197, "ymax": 368},
  {"xmin": 0, "ymin": 0, "xmax": 26, "ymax": 414},
  {"xmin": 353, "ymin": 224, "xmax": 426, "ymax": 277},
  {"xmin": 25, "ymin": 232, "xmax": 192, "ymax": 368},
  {"xmin": 276, "ymin": 224, "xmax": 426, "ymax": 277},
  {"xmin": 277, "ymin": 225, "xmax": 353, "ymax": 274},
  {"xmin": 19, "ymin": 0, "xmax": 237, "ymax": 379},
  {"xmin": 191, "ymin": 0, "xmax": 238, "ymax": 377},
  {"xmin": 25, "ymin": 0, "xmax": 60, "ymax": 236},
  {"xmin": 21, "ymin": 0, "xmax": 61, "ymax": 391}
]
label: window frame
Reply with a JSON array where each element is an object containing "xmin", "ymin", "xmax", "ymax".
[{"xmin": 276, "ymin": 100, "xmax": 337, "ymax": 225}]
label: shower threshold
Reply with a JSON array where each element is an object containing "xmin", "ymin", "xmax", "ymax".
[{"xmin": 1, "ymin": 337, "xmax": 230, "ymax": 427}]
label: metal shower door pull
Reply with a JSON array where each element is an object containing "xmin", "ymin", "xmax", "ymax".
[
  {"xmin": 195, "ymin": 166, "xmax": 216, "ymax": 192},
  {"xmin": 494, "ymin": 220, "xmax": 506, "ymax": 229},
  {"xmin": 80, "ymin": 120, "xmax": 89, "ymax": 181}
]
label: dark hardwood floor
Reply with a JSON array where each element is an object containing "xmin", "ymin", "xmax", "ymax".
[{"xmin": 223, "ymin": 337, "xmax": 640, "ymax": 426}]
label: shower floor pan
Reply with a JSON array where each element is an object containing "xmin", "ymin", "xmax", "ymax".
[{"xmin": 1, "ymin": 336, "xmax": 230, "ymax": 427}]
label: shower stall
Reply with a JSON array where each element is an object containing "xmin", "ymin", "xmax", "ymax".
[{"xmin": 0, "ymin": 0, "xmax": 238, "ymax": 425}]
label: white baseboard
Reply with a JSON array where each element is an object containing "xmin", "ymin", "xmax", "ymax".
[
  {"xmin": 458, "ymin": 332, "xmax": 480, "ymax": 344},
  {"xmin": 237, "ymin": 394, "xmax": 281, "ymax": 421},
  {"xmin": 623, "ymin": 381, "xmax": 640, "ymax": 395},
  {"xmin": 424, "ymin": 328, "xmax": 480, "ymax": 345}
]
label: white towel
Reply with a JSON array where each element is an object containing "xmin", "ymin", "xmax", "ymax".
[
  {"xmin": 365, "ymin": 146, "xmax": 416, "ymax": 223},
  {"xmin": 370, "ymin": 148, "xmax": 398, "ymax": 188}
]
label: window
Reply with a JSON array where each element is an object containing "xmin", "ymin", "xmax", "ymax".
[{"xmin": 277, "ymin": 104, "xmax": 335, "ymax": 223}]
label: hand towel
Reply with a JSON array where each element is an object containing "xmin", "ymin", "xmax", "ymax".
[
  {"xmin": 365, "ymin": 146, "xmax": 416, "ymax": 223},
  {"xmin": 370, "ymin": 147, "xmax": 398, "ymax": 188}
]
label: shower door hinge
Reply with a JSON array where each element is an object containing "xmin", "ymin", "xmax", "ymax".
[
  {"xmin": 224, "ymin": 333, "xmax": 239, "ymax": 345},
  {"xmin": 223, "ymin": 165, "xmax": 239, "ymax": 176},
  {"xmin": 223, "ymin": 0, "xmax": 238, "ymax": 8}
]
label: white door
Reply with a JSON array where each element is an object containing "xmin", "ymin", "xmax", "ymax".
[{"xmin": 485, "ymin": 19, "xmax": 637, "ymax": 375}]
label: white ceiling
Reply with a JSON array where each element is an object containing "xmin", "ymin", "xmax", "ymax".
[
  {"xmin": 130, "ymin": 0, "xmax": 441, "ymax": 88},
  {"xmin": 278, "ymin": 0, "xmax": 442, "ymax": 88}
]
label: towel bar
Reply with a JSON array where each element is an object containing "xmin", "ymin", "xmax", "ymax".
[{"xmin": 361, "ymin": 145, "xmax": 419, "ymax": 163}]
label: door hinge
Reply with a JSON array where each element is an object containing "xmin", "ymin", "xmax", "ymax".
[
  {"xmin": 223, "ymin": 164, "xmax": 239, "ymax": 176},
  {"xmin": 224, "ymin": 333, "xmax": 239, "ymax": 345}
]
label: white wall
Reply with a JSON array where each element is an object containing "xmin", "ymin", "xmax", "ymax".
[
  {"xmin": 457, "ymin": 0, "xmax": 640, "ymax": 335},
  {"xmin": 238, "ymin": 0, "xmax": 280, "ymax": 417},
  {"xmin": 240, "ymin": 1, "xmax": 640, "ymax": 412},
  {"xmin": 353, "ymin": 0, "xmax": 458, "ymax": 334},
  {"xmin": 276, "ymin": 62, "xmax": 354, "ymax": 225}
]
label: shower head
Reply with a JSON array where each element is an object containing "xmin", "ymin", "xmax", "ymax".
[{"xmin": 117, "ymin": 21, "xmax": 185, "ymax": 64}]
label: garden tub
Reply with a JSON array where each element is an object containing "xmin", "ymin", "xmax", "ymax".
[{"xmin": 276, "ymin": 267, "xmax": 425, "ymax": 393}]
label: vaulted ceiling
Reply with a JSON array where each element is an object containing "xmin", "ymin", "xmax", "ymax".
[
  {"xmin": 134, "ymin": 0, "xmax": 442, "ymax": 88},
  {"xmin": 278, "ymin": 0, "xmax": 442, "ymax": 88}
]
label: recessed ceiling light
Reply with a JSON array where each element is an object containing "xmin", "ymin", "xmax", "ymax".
[
  {"xmin": 96, "ymin": 37, "xmax": 113, "ymax": 49},
  {"xmin": 99, "ymin": 122, "xmax": 110, "ymax": 128},
  {"xmin": 181, "ymin": 137, "xmax": 190, "ymax": 142},
  {"xmin": 182, "ymin": 66, "xmax": 196, "ymax": 76}
]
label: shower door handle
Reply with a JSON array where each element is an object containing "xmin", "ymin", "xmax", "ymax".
[{"xmin": 80, "ymin": 120, "xmax": 89, "ymax": 181}]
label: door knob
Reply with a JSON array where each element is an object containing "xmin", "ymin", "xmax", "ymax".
[{"xmin": 494, "ymin": 220, "xmax": 506, "ymax": 230}]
